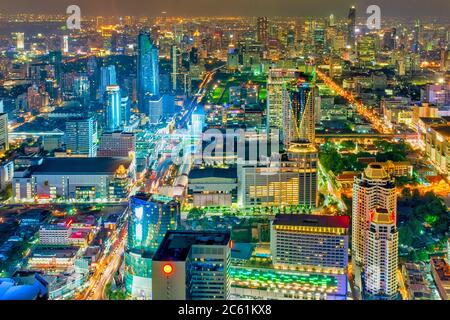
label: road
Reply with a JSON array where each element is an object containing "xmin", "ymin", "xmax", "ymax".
[{"xmin": 316, "ymin": 69, "xmax": 392, "ymax": 134}]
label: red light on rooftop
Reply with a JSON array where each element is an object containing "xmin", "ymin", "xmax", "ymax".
[{"xmin": 163, "ymin": 263, "xmax": 173, "ymax": 275}]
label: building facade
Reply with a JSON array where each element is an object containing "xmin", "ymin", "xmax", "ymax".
[
  {"xmin": 271, "ymin": 214, "xmax": 349, "ymax": 274},
  {"xmin": 352, "ymin": 164, "xmax": 396, "ymax": 266},
  {"xmin": 125, "ymin": 193, "xmax": 180, "ymax": 299},
  {"xmin": 152, "ymin": 231, "xmax": 231, "ymax": 300}
]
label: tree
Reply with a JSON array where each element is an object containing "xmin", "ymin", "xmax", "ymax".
[{"xmin": 188, "ymin": 208, "xmax": 205, "ymax": 220}]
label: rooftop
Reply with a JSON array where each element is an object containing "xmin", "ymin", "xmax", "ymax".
[
  {"xmin": 188, "ymin": 167, "xmax": 237, "ymax": 180},
  {"xmin": 153, "ymin": 230, "xmax": 231, "ymax": 262},
  {"xmin": 272, "ymin": 214, "xmax": 350, "ymax": 229},
  {"xmin": 33, "ymin": 157, "xmax": 132, "ymax": 175}
]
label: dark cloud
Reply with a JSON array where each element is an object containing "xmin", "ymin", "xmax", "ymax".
[{"xmin": 0, "ymin": 0, "xmax": 449, "ymax": 18}]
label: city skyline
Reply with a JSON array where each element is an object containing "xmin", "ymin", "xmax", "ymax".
[
  {"xmin": 0, "ymin": 0, "xmax": 450, "ymax": 19},
  {"xmin": 0, "ymin": 0, "xmax": 449, "ymax": 305}
]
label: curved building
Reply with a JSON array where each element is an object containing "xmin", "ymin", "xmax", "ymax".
[{"xmin": 125, "ymin": 193, "xmax": 180, "ymax": 299}]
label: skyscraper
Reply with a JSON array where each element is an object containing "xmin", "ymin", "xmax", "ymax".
[
  {"xmin": 267, "ymin": 69, "xmax": 298, "ymax": 134},
  {"xmin": 65, "ymin": 117, "xmax": 97, "ymax": 157},
  {"xmin": 364, "ymin": 208, "xmax": 398, "ymax": 299},
  {"xmin": 0, "ymin": 113, "xmax": 9, "ymax": 152},
  {"xmin": 13, "ymin": 32, "xmax": 25, "ymax": 51},
  {"xmin": 171, "ymin": 44, "xmax": 181, "ymax": 92},
  {"xmin": 152, "ymin": 230, "xmax": 231, "ymax": 300},
  {"xmin": 48, "ymin": 51, "xmax": 62, "ymax": 86},
  {"xmin": 257, "ymin": 17, "xmax": 269, "ymax": 46},
  {"xmin": 347, "ymin": 6, "xmax": 356, "ymax": 47},
  {"xmin": 100, "ymin": 65, "xmax": 117, "ymax": 102},
  {"xmin": 137, "ymin": 30, "xmax": 160, "ymax": 114},
  {"xmin": 104, "ymin": 85, "xmax": 122, "ymax": 132},
  {"xmin": 352, "ymin": 164, "xmax": 396, "ymax": 267},
  {"xmin": 267, "ymin": 69, "xmax": 317, "ymax": 147},
  {"xmin": 286, "ymin": 81, "xmax": 317, "ymax": 146},
  {"xmin": 125, "ymin": 193, "xmax": 180, "ymax": 299}
]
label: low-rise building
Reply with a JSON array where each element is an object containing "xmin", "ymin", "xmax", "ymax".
[
  {"xmin": 430, "ymin": 257, "xmax": 450, "ymax": 300},
  {"xmin": 13, "ymin": 157, "xmax": 135, "ymax": 202}
]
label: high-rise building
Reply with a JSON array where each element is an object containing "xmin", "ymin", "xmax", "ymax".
[
  {"xmin": 105, "ymin": 85, "xmax": 122, "ymax": 132},
  {"xmin": 48, "ymin": 51, "xmax": 62, "ymax": 86},
  {"xmin": 286, "ymin": 81, "xmax": 317, "ymax": 146},
  {"xmin": 352, "ymin": 164, "xmax": 396, "ymax": 266},
  {"xmin": 238, "ymin": 142, "xmax": 318, "ymax": 208},
  {"xmin": 137, "ymin": 31, "xmax": 160, "ymax": 114},
  {"xmin": 267, "ymin": 69, "xmax": 299, "ymax": 133},
  {"xmin": 125, "ymin": 193, "xmax": 180, "ymax": 299},
  {"xmin": 267, "ymin": 69, "xmax": 317, "ymax": 147},
  {"xmin": 364, "ymin": 208, "xmax": 398, "ymax": 299},
  {"xmin": 12, "ymin": 32, "xmax": 25, "ymax": 50},
  {"xmin": 271, "ymin": 214, "xmax": 349, "ymax": 274},
  {"xmin": 147, "ymin": 95, "xmax": 163, "ymax": 124},
  {"xmin": 347, "ymin": 6, "xmax": 356, "ymax": 47},
  {"xmin": 99, "ymin": 65, "xmax": 117, "ymax": 103},
  {"xmin": 63, "ymin": 35, "xmax": 69, "ymax": 54},
  {"xmin": 170, "ymin": 44, "xmax": 181, "ymax": 92},
  {"xmin": 257, "ymin": 17, "xmax": 269, "ymax": 46},
  {"xmin": 152, "ymin": 230, "xmax": 231, "ymax": 300},
  {"xmin": 65, "ymin": 117, "xmax": 97, "ymax": 157},
  {"xmin": 0, "ymin": 113, "xmax": 9, "ymax": 152},
  {"xmin": 97, "ymin": 131, "xmax": 136, "ymax": 157}
]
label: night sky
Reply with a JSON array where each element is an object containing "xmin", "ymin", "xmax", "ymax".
[{"xmin": 0, "ymin": 0, "xmax": 449, "ymax": 18}]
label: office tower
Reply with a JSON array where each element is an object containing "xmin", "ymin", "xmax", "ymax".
[
  {"xmin": 0, "ymin": 113, "xmax": 9, "ymax": 152},
  {"xmin": 364, "ymin": 208, "xmax": 398, "ymax": 299},
  {"xmin": 413, "ymin": 19, "xmax": 422, "ymax": 53},
  {"xmin": 358, "ymin": 35, "xmax": 376, "ymax": 66},
  {"xmin": 137, "ymin": 30, "xmax": 160, "ymax": 113},
  {"xmin": 271, "ymin": 214, "xmax": 349, "ymax": 274},
  {"xmin": 65, "ymin": 117, "xmax": 97, "ymax": 157},
  {"xmin": 347, "ymin": 6, "xmax": 356, "ymax": 47},
  {"xmin": 120, "ymin": 94, "xmax": 131, "ymax": 127},
  {"xmin": 100, "ymin": 65, "xmax": 117, "ymax": 102},
  {"xmin": 63, "ymin": 35, "xmax": 69, "ymax": 53},
  {"xmin": 189, "ymin": 47, "xmax": 199, "ymax": 65},
  {"xmin": 48, "ymin": 51, "xmax": 62, "ymax": 86},
  {"xmin": 13, "ymin": 32, "xmax": 25, "ymax": 50},
  {"xmin": 286, "ymin": 81, "xmax": 317, "ymax": 146},
  {"xmin": 329, "ymin": 14, "xmax": 335, "ymax": 27},
  {"xmin": 148, "ymin": 95, "xmax": 163, "ymax": 124},
  {"xmin": 267, "ymin": 69, "xmax": 317, "ymax": 147},
  {"xmin": 152, "ymin": 230, "xmax": 231, "ymax": 300},
  {"xmin": 267, "ymin": 69, "xmax": 298, "ymax": 133},
  {"xmin": 97, "ymin": 131, "xmax": 136, "ymax": 157},
  {"xmin": 257, "ymin": 17, "xmax": 269, "ymax": 46},
  {"xmin": 73, "ymin": 75, "xmax": 90, "ymax": 99},
  {"xmin": 171, "ymin": 44, "xmax": 181, "ymax": 92},
  {"xmin": 105, "ymin": 85, "xmax": 122, "ymax": 132},
  {"xmin": 125, "ymin": 193, "xmax": 180, "ymax": 299},
  {"xmin": 238, "ymin": 141, "xmax": 318, "ymax": 208},
  {"xmin": 352, "ymin": 164, "xmax": 396, "ymax": 266},
  {"xmin": 191, "ymin": 106, "xmax": 205, "ymax": 137}
]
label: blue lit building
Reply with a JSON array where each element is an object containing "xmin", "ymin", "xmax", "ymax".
[
  {"xmin": 105, "ymin": 85, "xmax": 122, "ymax": 132},
  {"xmin": 100, "ymin": 65, "xmax": 117, "ymax": 102},
  {"xmin": 137, "ymin": 31, "xmax": 160, "ymax": 114},
  {"xmin": 125, "ymin": 193, "xmax": 180, "ymax": 299}
]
